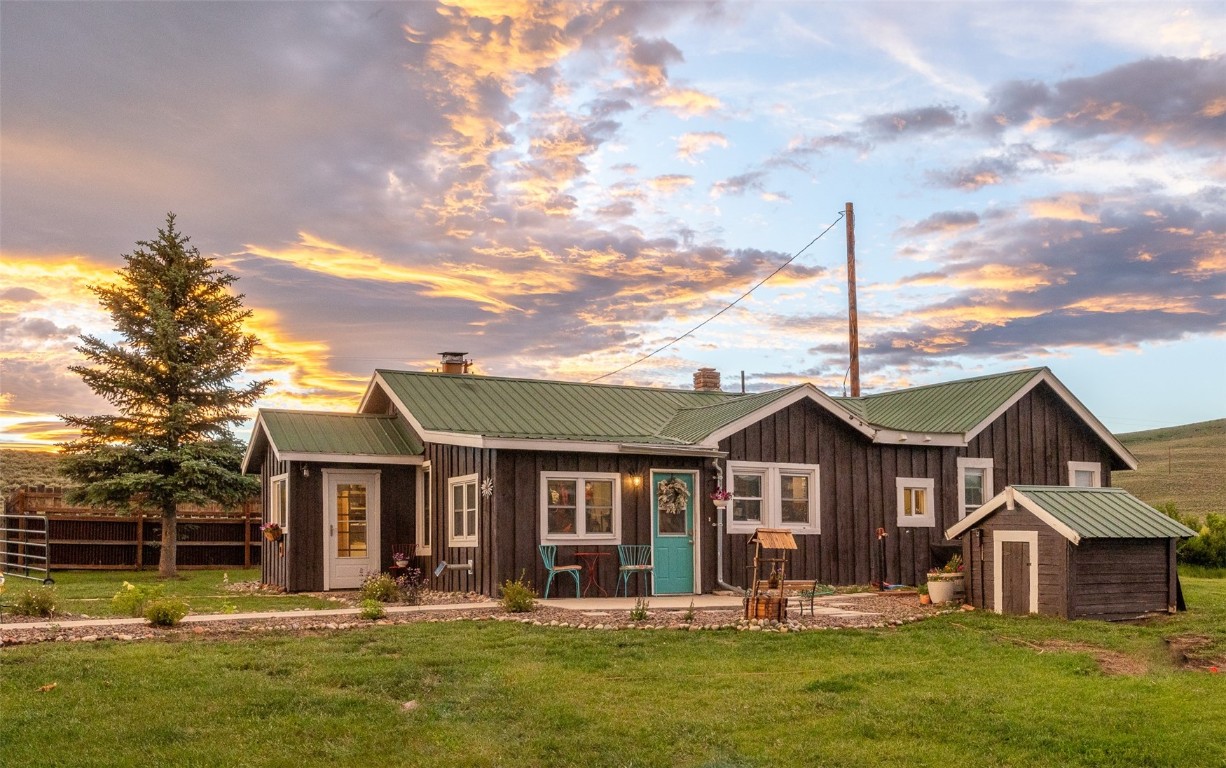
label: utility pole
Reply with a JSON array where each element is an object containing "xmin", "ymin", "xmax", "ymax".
[{"xmin": 846, "ymin": 202, "xmax": 861, "ymax": 397}]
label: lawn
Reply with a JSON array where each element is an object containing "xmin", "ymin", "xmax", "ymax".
[
  {"xmin": 2, "ymin": 578, "xmax": 1224, "ymax": 767},
  {"xmin": 7, "ymin": 568, "xmax": 339, "ymax": 618}
]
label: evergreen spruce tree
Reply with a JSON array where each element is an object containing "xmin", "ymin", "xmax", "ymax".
[{"xmin": 60, "ymin": 214, "xmax": 270, "ymax": 578}]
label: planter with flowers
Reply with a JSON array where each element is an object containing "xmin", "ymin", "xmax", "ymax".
[
  {"xmin": 260, "ymin": 522, "xmax": 283, "ymax": 542},
  {"xmin": 710, "ymin": 489, "xmax": 732, "ymax": 510},
  {"xmin": 926, "ymin": 554, "xmax": 965, "ymax": 604},
  {"xmin": 393, "ymin": 551, "xmax": 410, "ymax": 568}
]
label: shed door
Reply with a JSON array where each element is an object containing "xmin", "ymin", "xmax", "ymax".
[{"xmin": 1001, "ymin": 541, "xmax": 1030, "ymax": 615}]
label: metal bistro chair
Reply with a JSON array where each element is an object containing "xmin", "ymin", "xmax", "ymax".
[
  {"xmin": 615, "ymin": 545, "xmax": 653, "ymax": 597},
  {"xmin": 538, "ymin": 544, "xmax": 582, "ymax": 599}
]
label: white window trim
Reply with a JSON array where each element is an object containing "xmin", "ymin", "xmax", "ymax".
[
  {"xmin": 1067, "ymin": 461, "xmax": 1101, "ymax": 488},
  {"xmin": 956, "ymin": 458, "xmax": 994, "ymax": 520},
  {"xmin": 539, "ymin": 471, "xmax": 622, "ymax": 545},
  {"xmin": 447, "ymin": 473, "xmax": 479, "ymax": 548},
  {"xmin": 269, "ymin": 473, "xmax": 289, "ymax": 532},
  {"xmin": 896, "ymin": 477, "xmax": 936, "ymax": 528},
  {"xmin": 726, "ymin": 461, "xmax": 820, "ymax": 534},
  {"xmin": 415, "ymin": 462, "xmax": 432, "ymax": 556}
]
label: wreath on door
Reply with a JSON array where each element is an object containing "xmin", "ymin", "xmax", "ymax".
[{"xmin": 656, "ymin": 476, "xmax": 691, "ymax": 516}]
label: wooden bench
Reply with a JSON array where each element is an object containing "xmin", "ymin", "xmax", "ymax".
[{"xmin": 754, "ymin": 579, "xmax": 834, "ymax": 616}]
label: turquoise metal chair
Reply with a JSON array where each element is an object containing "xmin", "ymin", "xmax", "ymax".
[
  {"xmin": 539, "ymin": 544, "xmax": 582, "ymax": 599},
  {"xmin": 615, "ymin": 545, "xmax": 653, "ymax": 597}
]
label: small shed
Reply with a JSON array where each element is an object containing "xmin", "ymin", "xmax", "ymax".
[{"xmin": 946, "ymin": 486, "xmax": 1195, "ymax": 621}]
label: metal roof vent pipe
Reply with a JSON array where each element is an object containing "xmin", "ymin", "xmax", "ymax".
[
  {"xmin": 438, "ymin": 351, "xmax": 471, "ymax": 375},
  {"xmin": 693, "ymin": 367, "xmax": 722, "ymax": 391}
]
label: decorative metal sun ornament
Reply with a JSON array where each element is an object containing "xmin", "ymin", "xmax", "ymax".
[{"xmin": 481, "ymin": 478, "xmax": 494, "ymax": 498}]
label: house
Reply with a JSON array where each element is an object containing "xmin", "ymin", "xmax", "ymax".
[
  {"xmin": 241, "ymin": 359, "xmax": 1137, "ymax": 597},
  {"xmin": 945, "ymin": 486, "xmax": 1194, "ymax": 620}
]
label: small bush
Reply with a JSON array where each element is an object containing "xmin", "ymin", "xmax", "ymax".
[
  {"xmin": 359, "ymin": 598, "xmax": 386, "ymax": 620},
  {"xmin": 396, "ymin": 567, "xmax": 426, "ymax": 605},
  {"xmin": 359, "ymin": 572, "xmax": 400, "ymax": 603},
  {"xmin": 144, "ymin": 598, "xmax": 189, "ymax": 627},
  {"xmin": 500, "ymin": 572, "xmax": 536, "ymax": 613},
  {"xmin": 630, "ymin": 596, "xmax": 650, "ymax": 622},
  {"xmin": 10, "ymin": 586, "xmax": 59, "ymax": 618},
  {"xmin": 111, "ymin": 581, "xmax": 165, "ymax": 617},
  {"xmin": 682, "ymin": 599, "xmax": 696, "ymax": 623}
]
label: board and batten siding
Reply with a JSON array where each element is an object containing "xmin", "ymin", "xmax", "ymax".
[
  {"xmin": 490, "ymin": 450, "xmax": 709, "ymax": 597},
  {"xmin": 426, "ymin": 443, "xmax": 497, "ymax": 596},
  {"xmin": 959, "ymin": 504, "xmax": 1071, "ymax": 617},
  {"xmin": 1070, "ymin": 539, "xmax": 1177, "ymax": 620}
]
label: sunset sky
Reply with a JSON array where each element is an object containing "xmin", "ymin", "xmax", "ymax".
[{"xmin": 2, "ymin": 1, "xmax": 1224, "ymax": 450}]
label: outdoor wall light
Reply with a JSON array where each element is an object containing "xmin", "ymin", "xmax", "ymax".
[
  {"xmin": 301, "ymin": 465, "xmax": 310, "ymax": 477},
  {"xmin": 629, "ymin": 474, "xmax": 643, "ymax": 489}
]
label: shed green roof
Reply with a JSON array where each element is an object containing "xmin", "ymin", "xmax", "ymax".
[
  {"xmin": 1010, "ymin": 486, "xmax": 1196, "ymax": 540},
  {"xmin": 657, "ymin": 387, "xmax": 804, "ymax": 444},
  {"xmin": 835, "ymin": 368, "xmax": 1043, "ymax": 434},
  {"xmin": 375, "ymin": 370, "xmax": 741, "ymax": 444},
  {"xmin": 258, "ymin": 410, "xmax": 423, "ymax": 457}
]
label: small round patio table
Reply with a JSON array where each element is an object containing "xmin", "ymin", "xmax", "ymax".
[{"xmin": 574, "ymin": 551, "xmax": 611, "ymax": 597}]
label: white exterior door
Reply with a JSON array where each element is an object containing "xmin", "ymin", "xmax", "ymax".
[{"xmin": 323, "ymin": 469, "xmax": 381, "ymax": 590}]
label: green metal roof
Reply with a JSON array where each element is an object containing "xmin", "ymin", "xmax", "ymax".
[
  {"xmin": 375, "ymin": 370, "xmax": 741, "ymax": 444},
  {"xmin": 658, "ymin": 387, "xmax": 804, "ymax": 444},
  {"xmin": 1014, "ymin": 486, "xmax": 1196, "ymax": 539},
  {"xmin": 259, "ymin": 410, "xmax": 423, "ymax": 457},
  {"xmin": 836, "ymin": 368, "xmax": 1043, "ymax": 433}
]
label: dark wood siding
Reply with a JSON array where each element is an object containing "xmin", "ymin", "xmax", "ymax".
[
  {"xmin": 1069, "ymin": 539, "xmax": 1176, "ymax": 620},
  {"xmin": 490, "ymin": 450, "xmax": 709, "ymax": 598},
  {"xmin": 720, "ymin": 399, "xmax": 950, "ymax": 588},
  {"xmin": 426, "ymin": 444, "xmax": 497, "ymax": 596},
  {"xmin": 958, "ymin": 505, "xmax": 1070, "ymax": 617},
  {"xmin": 962, "ymin": 382, "xmax": 1118, "ymax": 499}
]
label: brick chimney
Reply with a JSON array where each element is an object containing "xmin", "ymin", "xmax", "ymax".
[
  {"xmin": 693, "ymin": 367, "xmax": 722, "ymax": 391},
  {"xmin": 437, "ymin": 351, "xmax": 470, "ymax": 375}
]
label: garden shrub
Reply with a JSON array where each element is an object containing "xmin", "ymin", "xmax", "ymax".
[
  {"xmin": 112, "ymin": 581, "xmax": 165, "ymax": 617},
  {"xmin": 359, "ymin": 572, "xmax": 400, "ymax": 602},
  {"xmin": 144, "ymin": 598, "xmax": 189, "ymax": 627},
  {"xmin": 359, "ymin": 598, "xmax": 386, "ymax": 620},
  {"xmin": 629, "ymin": 596, "xmax": 650, "ymax": 622},
  {"xmin": 396, "ymin": 567, "xmax": 426, "ymax": 605},
  {"xmin": 499, "ymin": 572, "xmax": 535, "ymax": 613},
  {"xmin": 10, "ymin": 586, "xmax": 59, "ymax": 618}
]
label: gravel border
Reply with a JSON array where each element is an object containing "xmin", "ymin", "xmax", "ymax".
[{"xmin": 0, "ymin": 592, "xmax": 958, "ymax": 647}]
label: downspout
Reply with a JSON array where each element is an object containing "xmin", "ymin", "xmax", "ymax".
[{"xmin": 712, "ymin": 459, "xmax": 744, "ymax": 595}]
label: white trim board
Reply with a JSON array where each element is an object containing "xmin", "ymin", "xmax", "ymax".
[
  {"xmin": 946, "ymin": 487, "xmax": 1082, "ymax": 545},
  {"xmin": 993, "ymin": 530, "xmax": 1039, "ymax": 614}
]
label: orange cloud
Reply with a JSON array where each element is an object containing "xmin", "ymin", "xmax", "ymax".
[
  {"xmin": 240, "ymin": 233, "xmax": 526, "ymax": 313},
  {"xmin": 1064, "ymin": 294, "xmax": 1206, "ymax": 314},
  {"xmin": 676, "ymin": 131, "xmax": 729, "ymax": 162},
  {"xmin": 1026, "ymin": 194, "xmax": 1100, "ymax": 222},
  {"xmin": 647, "ymin": 174, "xmax": 695, "ymax": 194}
]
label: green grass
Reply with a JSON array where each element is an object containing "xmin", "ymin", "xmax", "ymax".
[
  {"xmin": 1116, "ymin": 418, "xmax": 1225, "ymax": 520},
  {"xmin": 7, "ymin": 569, "xmax": 338, "ymax": 618},
  {"xmin": 3, "ymin": 579, "xmax": 1224, "ymax": 767}
]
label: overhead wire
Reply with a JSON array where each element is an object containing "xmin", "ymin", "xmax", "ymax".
[{"xmin": 586, "ymin": 209, "xmax": 847, "ymax": 384}]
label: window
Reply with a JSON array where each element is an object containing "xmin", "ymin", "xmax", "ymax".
[
  {"xmin": 270, "ymin": 474, "xmax": 288, "ymax": 531},
  {"xmin": 726, "ymin": 462, "xmax": 820, "ymax": 534},
  {"xmin": 415, "ymin": 463, "xmax": 432, "ymax": 555},
  {"xmin": 1068, "ymin": 461, "xmax": 1101, "ymax": 488},
  {"xmin": 539, "ymin": 472, "xmax": 621, "ymax": 544},
  {"xmin": 447, "ymin": 474, "xmax": 478, "ymax": 547},
  {"xmin": 956, "ymin": 458, "xmax": 994, "ymax": 519},
  {"xmin": 896, "ymin": 477, "xmax": 936, "ymax": 527}
]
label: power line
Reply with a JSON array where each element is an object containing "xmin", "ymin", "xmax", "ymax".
[{"xmin": 587, "ymin": 210, "xmax": 847, "ymax": 384}]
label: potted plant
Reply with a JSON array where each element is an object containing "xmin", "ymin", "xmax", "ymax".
[
  {"xmin": 260, "ymin": 521, "xmax": 283, "ymax": 542},
  {"xmin": 917, "ymin": 582, "xmax": 931, "ymax": 605},
  {"xmin": 926, "ymin": 554, "xmax": 965, "ymax": 604},
  {"xmin": 710, "ymin": 489, "xmax": 732, "ymax": 510},
  {"xmin": 393, "ymin": 551, "xmax": 410, "ymax": 568}
]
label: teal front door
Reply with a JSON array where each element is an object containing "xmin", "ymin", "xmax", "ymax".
[{"xmin": 651, "ymin": 470, "xmax": 696, "ymax": 594}]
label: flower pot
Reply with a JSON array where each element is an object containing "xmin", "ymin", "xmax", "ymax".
[
  {"xmin": 712, "ymin": 499, "xmax": 730, "ymax": 510},
  {"xmin": 262, "ymin": 529, "xmax": 282, "ymax": 542},
  {"xmin": 919, "ymin": 593, "xmax": 932, "ymax": 605},
  {"xmin": 927, "ymin": 576, "xmax": 962, "ymax": 604},
  {"xmin": 394, "ymin": 559, "xmax": 409, "ymax": 568}
]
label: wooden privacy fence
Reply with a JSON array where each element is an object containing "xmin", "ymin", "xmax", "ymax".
[{"xmin": 2, "ymin": 485, "xmax": 261, "ymax": 571}]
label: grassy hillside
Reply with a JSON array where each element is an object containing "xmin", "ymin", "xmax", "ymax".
[
  {"xmin": 0, "ymin": 448, "xmax": 68, "ymax": 494},
  {"xmin": 1114, "ymin": 418, "xmax": 1225, "ymax": 520}
]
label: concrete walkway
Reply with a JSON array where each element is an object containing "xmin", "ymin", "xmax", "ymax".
[{"xmin": 1, "ymin": 593, "xmax": 878, "ymax": 632}]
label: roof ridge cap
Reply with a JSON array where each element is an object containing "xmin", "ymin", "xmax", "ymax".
[
  {"xmin": 376, "ymin": 368, "xmax": 731, "ymax": 396},
  {"xmin": 670, "ymin": 386, "xmax": 796, "ymax": 413}
]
